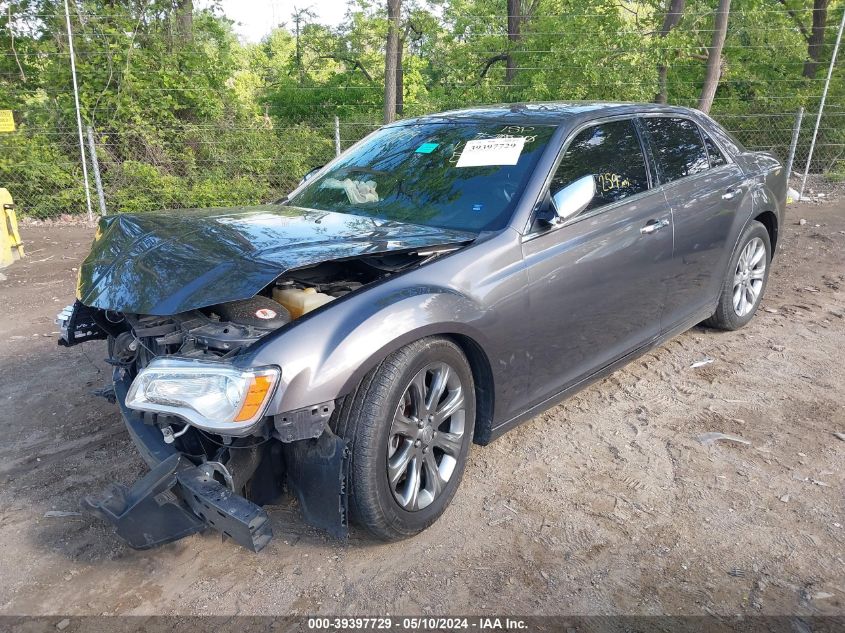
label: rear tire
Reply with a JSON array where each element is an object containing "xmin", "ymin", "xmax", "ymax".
[
  {"xmin": 334, "ymin": 337, "xmax": 476, "ymax": 540},
  {"xmin": 703, "ymin": 220, "xmax": 771, "ymax": 331}
]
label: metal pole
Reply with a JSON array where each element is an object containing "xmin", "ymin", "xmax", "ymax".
[
  {"xmin": 785, "ymin": 106, "xmax": 804, "ymax": 186},
  {"xmin": 800, "ymin": 7, "xmax": 845, "ymax": 198},
  {"xmin": 63, "ymin": 0, "xmax": 93, "ymax": 222},
  {"xmin": 334, "ymin": 116, "xmax": 341, "ymax": 157},
  {"xmin": 86, "ymin": 126, "xmax": 106, "ymax": 216}
]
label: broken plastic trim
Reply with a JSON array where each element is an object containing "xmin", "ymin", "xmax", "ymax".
[
  {"xmin": 56, "ymin": 300, "xmax": 108, "ymax": 347},
  {"xmin": 273, "ymin": 401, "xmax": 335, "ymax": 442},
  {"xmin": 81, "ymin": 453, "xmax": 273, "ymax": 552},
  {"xmin": 282, "ymin": 430, "xmax": 350, "ymax": 539},
  {"xmin": 100, "ymin": 369, "xmax": 352, "ymax": 549}
]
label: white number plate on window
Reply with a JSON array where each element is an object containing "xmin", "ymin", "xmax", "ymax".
[{"xmin": 456, "ymin": 137, "xmax": 526, "ymax": 167}]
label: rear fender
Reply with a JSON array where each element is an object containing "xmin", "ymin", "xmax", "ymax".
[{"xmin": 735, "ymin": 151, "xmax": 786, "ymax": 255}]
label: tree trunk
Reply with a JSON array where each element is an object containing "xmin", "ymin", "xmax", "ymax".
[
  {"xmin": 176, "ymin": 0, "xmax": 193, "ymax": 43},
  {"xmin": 383, "ymin": 0, "xmax": 401, "ymax": 123},
  {"xmin": 396, "ymin": 38, "xmax": 404, "ymax": 116},
  {"xmin": 654, "ymin": 0, "xmax": 686, "ymax": 103},
  {"xmin": 505, "ymin": 0, "xmax": 521, "ymax": 84},
  {"xmin": 803, "ymin": 0, "xmax": 831, "ymax": 78},
  {"xmin": 293, "ymin": 10, "xmax": 304, "ymax": 84},
  {"xmin": 697, "ymin": 0, "xmax": 730, "ymax": 114}
]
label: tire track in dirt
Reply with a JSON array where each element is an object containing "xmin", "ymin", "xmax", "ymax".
[{"xmin": 1, "ymin": 206, "xmax": 844, "ymax": 616}]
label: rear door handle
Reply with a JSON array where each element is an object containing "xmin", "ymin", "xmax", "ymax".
[
  {"xmin": 722, "ymin": 188, "xmax": 741, "ymax": 200},
  {"xmin": 640, "ymin": 218, "xmax": 670, "ymax": 235}
]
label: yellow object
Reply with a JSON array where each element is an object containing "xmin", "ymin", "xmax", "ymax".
[
  {"xmin": 0, "ymin": 188, "xmax": 25, "ymax": 269},
  {"xmin": 0, "ymin": 110, "xmax": 14, "ymax": 132},
  {"xmin": 273, "ymin": 285, "xmax": 334, "ymax": 319},
  {"xmin": 234, "ymin": 374, "xmax": 275, "ymax": 422}
]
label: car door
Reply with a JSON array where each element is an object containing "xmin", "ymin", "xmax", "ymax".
[
  {"xmin": 639, "ymin": 116, "xmax": 745, "ymax": 330},
  {"xmin": 520, "ymin": 118, "xmax": 673, "ymax": 408}
]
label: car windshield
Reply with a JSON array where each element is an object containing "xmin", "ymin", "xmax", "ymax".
[{"xmin": 288, "ymin": 121, "xmax": 557, "ymax": 233}]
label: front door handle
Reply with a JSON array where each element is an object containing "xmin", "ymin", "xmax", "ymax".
[
  {"xmin": 722, "ymin": 188, "xmax": 741, "ymax": 200},
  {"xmin": 640, "ymin": 218, "xmax": 670, "ymax": 235}
]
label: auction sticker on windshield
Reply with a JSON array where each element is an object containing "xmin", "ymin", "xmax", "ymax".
[{"xmin": 456, "ymin": 136, "xmax": 526, "ymax": 167}]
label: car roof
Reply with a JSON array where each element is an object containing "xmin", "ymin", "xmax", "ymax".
[{"xmin": 394, "ymin": 102, "xmax": 701, "ymax": 127}]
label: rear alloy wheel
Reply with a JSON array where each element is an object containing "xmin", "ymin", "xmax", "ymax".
[
  {"xmin": 704, "ymin": 220, "xmax": 772, "ymax": 331},
  {"xmin": 333, "ymin": 337, "xmax": 476, "ymax": 540},
  {"xmin": 732, "ymin": 237, "xmax": 767, "ymax": 317}
]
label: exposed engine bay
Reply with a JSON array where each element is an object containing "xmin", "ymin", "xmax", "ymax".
[
  {"xmin": 57, "ymin": 246, "xmax": 458, "ymax": 551},
  {"xmin": 63, "ymin": 249, "xmax": 443, "ymax": 358}
]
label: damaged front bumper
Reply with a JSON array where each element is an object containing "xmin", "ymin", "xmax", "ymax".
[
  {"xmin": 83, "ymin": 374, "xmax": 273, "ymax": 551},
  {"xmin": 82, "ymin": 368, "xmax": 349, "ymax": 552},
  {"xmin": 82, "ymin": 452, "xmax": 273, "ymax": 552}
]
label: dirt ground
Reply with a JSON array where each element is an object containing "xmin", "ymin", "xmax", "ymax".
[{"xmin": 0, "ymin": 201, "xmax": 843, "ymax": 618}]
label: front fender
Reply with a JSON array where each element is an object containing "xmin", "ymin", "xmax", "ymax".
[{"xmin": 241, "ymin": 284, "xmax": 491, "ymax": 415}]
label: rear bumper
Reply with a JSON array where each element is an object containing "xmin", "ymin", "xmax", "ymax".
[{"xmin": 82, "ymin": 370, "xmax": 273, "ymax": 552}]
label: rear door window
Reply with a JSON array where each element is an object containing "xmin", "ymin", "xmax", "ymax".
[
  {"xmin": 551, "ymin": 119, "xmax": 649, "ymax": 211},
  {"xmin": 702, "ymin": 131, "xmax": 727, "ymax": 167},
  {"xmin": 642, "ymin": 117, "xmax": 710, "ymax": 183}
]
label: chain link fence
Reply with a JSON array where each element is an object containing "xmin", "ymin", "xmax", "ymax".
[
  {"xmin": 721, "ymin": 109, "xmax": 845, "ymax": 177},
  {"xmin": 1, "ymin": 6, "xmax": 843, "ymax": 219},
  {"xmin": 1, "ymin": 116, "xmax": 387, "ymax": 219}
]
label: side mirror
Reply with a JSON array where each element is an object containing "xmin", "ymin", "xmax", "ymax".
[
  {"xmin": 551, "ymin": 175, "xmax": 595, "ymax": 222},
  {"xmin": 299, "ymin": 165, "xmax": 323, "ymax": 187}
]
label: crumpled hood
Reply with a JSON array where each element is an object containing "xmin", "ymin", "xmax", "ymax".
[{"xmin": 78, "ymin": 205, "xmax": 476, "ymax": 315}]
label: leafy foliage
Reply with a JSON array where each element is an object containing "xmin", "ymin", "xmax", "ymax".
[{"xmin": 0, "ymin": 0, "xmax": 843, "ymax": 217}]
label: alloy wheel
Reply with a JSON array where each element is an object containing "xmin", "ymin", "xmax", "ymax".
[
  {"xmin": 386, "ymin": 362, "xmax": 466, "ymax": 511},
  {"xmin": 732, "ymin": 236, "xmax": 767, "ymax": 317}
]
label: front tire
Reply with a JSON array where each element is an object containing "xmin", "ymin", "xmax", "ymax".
[
  {"xmin": 704, "ymin": 220, "xmax": 771, "ymax": 331},
  {"xmin": 334, "ymin": 337, "xmax": 476, "ymax": 540}
]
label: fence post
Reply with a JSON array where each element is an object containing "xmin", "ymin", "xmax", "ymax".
[
  {"xmin": 800, "ymin": 7, "xmax": 845, "ymax": 198},
  {"xmin": 63, "ymin": 0, "xmax": 93, "ymax": 222},
  {"xmin": 86, "ymin": 127, "xmax": 107, "ymax": 216},
  {"xmin": 785, "ymin": 107, "xmax": 804, "ymax": 185},
  {"xmin": 334, "ymin": 116, "xmax": 341, "ymax": 157}
]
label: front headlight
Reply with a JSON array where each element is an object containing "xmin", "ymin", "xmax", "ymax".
[{"xmin": 125, "ymin": 358, "xmax": 280, "ymax": 435}]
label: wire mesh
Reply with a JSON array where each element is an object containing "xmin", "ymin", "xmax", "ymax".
[{"xmin": 1, "ymin": 4, "xmax": 843, "ymax": 218}]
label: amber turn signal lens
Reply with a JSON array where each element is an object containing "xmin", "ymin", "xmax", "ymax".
[{"xmin": 234, "ymin": 374, "xmax": 275, "ymax": 422}]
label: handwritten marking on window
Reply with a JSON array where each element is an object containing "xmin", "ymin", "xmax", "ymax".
[{"xmin": 597, "ymin": 172, "xmax": 631, "ymax": 192}]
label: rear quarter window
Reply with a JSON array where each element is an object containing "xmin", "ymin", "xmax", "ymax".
[
  {"xmin": 702, "ymin": 119, "xmax": 744, "ymax": 156},
  {"xmin": 703, "ymin": 131, "xmax": 727, "ymax": 167}
]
